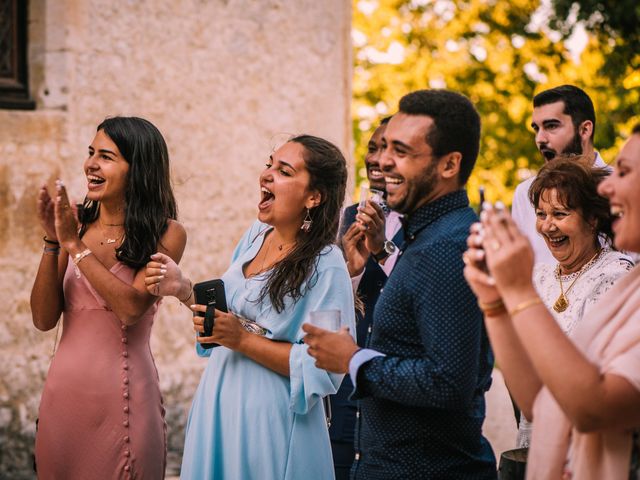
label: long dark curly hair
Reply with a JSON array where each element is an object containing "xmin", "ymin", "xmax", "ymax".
[
  {"xmin": 260, "ymin": 134, "xmax": 347, "ymax": 313},
  {"xmin": 79, "ymin": 117, "xmax": 178, "ymax": 269}
]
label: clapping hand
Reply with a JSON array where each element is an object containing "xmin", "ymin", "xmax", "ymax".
[
  {"xmin": 37, "ymin": 184, "xmax": 57, "ymax": 241},
  {"xmin": 341, "ymin": 223, "xmax": 368, "ymax": 277},
  {"xmin": 355, "ymin": 200, "xmax": 386, "ymax": 254},
  {"xmin": 52, "ymin": 180, "xmax": 81, "ymax": 250}
]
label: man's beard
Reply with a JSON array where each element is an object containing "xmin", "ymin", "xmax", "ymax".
[
  {"xmin": 561, "ymin": 130, "xmax": 583, "ymax": 156},
  {"xmin": 388, "ymin": 160, "xmax": 439, "ymax": 214},
  {"xmin": 540, "ymin": 129, "xmax": 583, "ymax": 161}
]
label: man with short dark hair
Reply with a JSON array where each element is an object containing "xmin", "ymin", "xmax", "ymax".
[
  {"xmin": 512, "ymin": 84, "xmax": 606, "ymax": 264},
  {"xmin": 304, "ymin": 89, "xmax": 496, "ymax": 479}
]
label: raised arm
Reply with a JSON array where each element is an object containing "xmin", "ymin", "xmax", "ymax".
[
  {"xmin": 52, "ymin": 183, "xmax": 186, "ymax": 326},
  {"xmin": 463, "ymin": 224, "xmax": 542, "ymax": 419},
  {"xmin": 31, "ymin": 184, "xmax": 69, "ymax": 331},
  {"xmin": 482, "ymin": 207, "xmax": 640, "ymax": 431}
]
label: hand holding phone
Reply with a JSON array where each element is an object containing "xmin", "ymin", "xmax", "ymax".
[{"xmin": 193, "ymin": 279, "xmax": 228, "ymax": 349}]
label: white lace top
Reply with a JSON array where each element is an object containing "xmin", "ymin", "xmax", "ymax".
[{"xmin": 516, "ymin": 248, "xmax": 634, "ymax": 448}]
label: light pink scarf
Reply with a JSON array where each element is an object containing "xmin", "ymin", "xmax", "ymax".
[{"xmin": 527, "ymin": 265, "xmax": 640, "ymax": 480}]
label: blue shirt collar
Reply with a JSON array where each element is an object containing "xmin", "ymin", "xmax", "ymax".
[{"xmin": 401, "ymin": 190, "xmax": 470, "ymax": 242}]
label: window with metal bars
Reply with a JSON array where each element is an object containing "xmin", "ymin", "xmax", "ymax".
[{"xmin": 0, "ymin": 0, "xmax": 35, "ymax": 109}]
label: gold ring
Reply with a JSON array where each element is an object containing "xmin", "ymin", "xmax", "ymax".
[{"xmin": 489, "ymin": 240, "xmax": 501, "ymax": 251}]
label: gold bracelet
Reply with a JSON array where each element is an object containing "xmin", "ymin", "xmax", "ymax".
[
  {"xmin": 478, "ymin": 298, "xmax": 504, "ymax": 311},
  {"xmin": 478, "ymin": 298, "xmax": 507, "ymax": 318},
  {"xmin": 508, "ymin": 297, "xmax": 543, "ymax": 317},
  {"xmin": 478, "ymin": 298, "xmax": 507, "ymax": 317}
]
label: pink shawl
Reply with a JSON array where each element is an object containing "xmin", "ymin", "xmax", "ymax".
[{"xmin": 527, "ymin": 265, "xmax": 640, "ymax": 479}]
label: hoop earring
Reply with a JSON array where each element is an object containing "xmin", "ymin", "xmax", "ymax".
[{"xmin": 301, "ymin": 208, "xmax": 313, "ymax": 232}]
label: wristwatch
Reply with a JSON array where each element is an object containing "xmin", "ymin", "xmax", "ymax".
[{"xmin": 371, "ymin": 240, "xmax": 397, "ymax": 263}]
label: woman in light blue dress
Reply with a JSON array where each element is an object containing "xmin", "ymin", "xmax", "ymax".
[{"xmin": 146, "ymin": 135, "xmax": 355, "ymax": 479}]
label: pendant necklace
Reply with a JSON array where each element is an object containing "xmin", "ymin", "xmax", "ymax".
[
  {"xmin": 259, "ymin": 234, "xmax": 295, "ymax": 271},
  {"xmin": 553, "ymin": 249, "xmax": 602, "ymax": 313},
  {"xmin": 98, "ymin": 217, "xmax": 125, "ymax": 246}
]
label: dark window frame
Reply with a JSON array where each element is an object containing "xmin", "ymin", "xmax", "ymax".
[{"xmin": 0, "ymin": 0, "xmax": 35, "ymax": 110}]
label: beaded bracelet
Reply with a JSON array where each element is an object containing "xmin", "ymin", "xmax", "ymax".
[{"xmin": 43, "ymin": 245, "xmax": 61, "ymax": 256}]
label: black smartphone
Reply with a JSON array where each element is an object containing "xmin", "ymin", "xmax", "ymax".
[
  {"xmin": 193, "ymin": 279, "xmax": 228, "ymax": 349},
  {"xmin": 476, "ymin": 187, "xmax": 489, "ymax": 273},
  {"xmin": 477, "ymin": 186, "xmax": 485, "ymax": 216}
]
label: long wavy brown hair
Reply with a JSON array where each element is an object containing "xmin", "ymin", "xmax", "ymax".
[{"xmin": 260, "ymin": 134, "xmax": 347, "ymax": 313}]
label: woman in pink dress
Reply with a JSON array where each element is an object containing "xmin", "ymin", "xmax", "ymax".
[{"xmin": 31, "ymin": 117, "xmax": 186, "ymax": 479}]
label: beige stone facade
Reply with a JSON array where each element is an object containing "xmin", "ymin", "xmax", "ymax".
[{"xmin": 0, "ymin": 0, "xmax": 352, "ymax": 476}]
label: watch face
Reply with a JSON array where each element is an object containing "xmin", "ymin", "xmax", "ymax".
[{"xmin": 384, "ymin": 240, "xmax": 397, "ymax": 254}]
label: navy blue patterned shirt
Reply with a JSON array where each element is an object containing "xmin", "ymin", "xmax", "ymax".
[{"xmin": 351, "ymin": 190, "xmax": 497, "ymax": 479}]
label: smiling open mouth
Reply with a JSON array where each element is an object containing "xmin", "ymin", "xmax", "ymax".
[
  {"xmin": 611, "ymin": 206, "xmax": 624, "ymax": 219},
  {"xmin": 259, "ymin": 186, "xmax": 274, "ymax": 209},
  {"xmin": 87, "ymin": 174, "xmax": 105, "ymax": 185},
  {"xmin": 368, "ymin": 167, "xmax": 383, "ymax": 179},
  {"xmin": 546, "ymin": 235, "xmax": 568, "ymax": 247},
  {"xmin": 384, "ymin": 176, "xmax": 403, "ymax": 185}
]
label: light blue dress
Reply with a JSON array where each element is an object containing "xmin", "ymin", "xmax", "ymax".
[{"xmin": 180, "ymin": 221, "xmax": 355, "ymax": 480}]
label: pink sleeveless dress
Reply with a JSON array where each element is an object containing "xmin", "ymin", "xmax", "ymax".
[{"xmin": 35, "ymin": 259, "xmax": 166, "ymax": 479}]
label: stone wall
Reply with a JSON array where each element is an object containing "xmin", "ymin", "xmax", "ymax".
[{"xmin": 0, "ymin": 0, "xmax": 352, "ymax": 476}]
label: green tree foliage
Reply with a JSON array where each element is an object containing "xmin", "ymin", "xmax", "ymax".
[
  {"xmin": 549, "ymin": 0, "xmax": 640, "ymax": 79},
  {"xmin": 352, "ymin": 0, "xmax": 640, "ymax": 206}
]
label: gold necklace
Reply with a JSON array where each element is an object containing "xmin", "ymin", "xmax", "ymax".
[
  {"xmin": 258, "ymin": 234, "xmax": 295, "ymax": 272},
  {"xmin": 553, "ymin": 249, "xmax": 601, "ymax": 313},
  {"xmin": 259, "ymin": 235, "xmax": 274, "ymax": 272},
  {"xmin": 98, "ymin": 217, "xmax": 125, "ymax": 245}
]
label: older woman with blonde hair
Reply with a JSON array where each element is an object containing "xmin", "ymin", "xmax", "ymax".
[{"xmin": 464, "ymin": 125, "xmax": 640, "ymax": 479}]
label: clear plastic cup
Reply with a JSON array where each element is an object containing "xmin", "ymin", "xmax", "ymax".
[{"xmin": 308, "ymin": 309, "xmax": 341, "ymax": 332}]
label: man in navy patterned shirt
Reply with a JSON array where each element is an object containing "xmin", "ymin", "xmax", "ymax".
[{"xmin": 305, "ymin": 89, "xmax": 497, "ymax": 479}]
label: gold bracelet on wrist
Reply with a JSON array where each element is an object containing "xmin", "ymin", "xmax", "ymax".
[
  {"xmin": 478, "ymin": 298, "xmax": 507, "ymax": 317},
  {"xmin": 508, "ymin": 297, "xmax": 543, "ymax": 317}
]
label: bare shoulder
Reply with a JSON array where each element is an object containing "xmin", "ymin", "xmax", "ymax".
[
  {"xmin": 165, "ymin": 218, "xmax": 187, "ymax": 239},
  {"xmin": 159, "ymin": 219, "xmax": 187, "ymax": 262}
]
